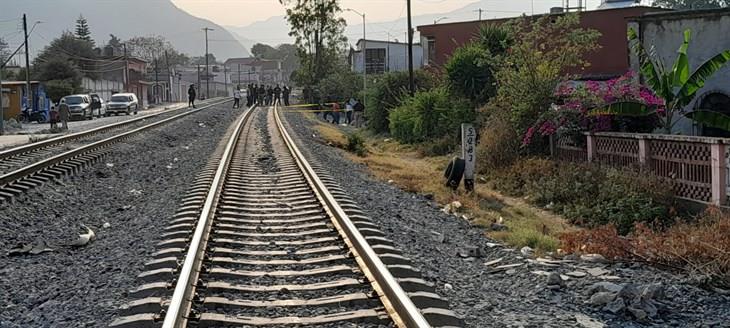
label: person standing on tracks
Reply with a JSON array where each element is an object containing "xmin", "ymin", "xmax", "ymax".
[
  {"xmin": 282, "ymin": 86, "xmax": 290, "ymax": 106},
  {"xmin": 233, "ymin": 88, "xmax": 241, "ymax": 109},
  {"xmin": 258, "ymin": 84, "xmax": 266, "ymax": 106},
  {"xmin": 273, "ymin": 84, "xmax": 282, "ymax": 105},
  {"xmin": 188, "ymin": 84, "xmax": 197, "ymax": 108}
]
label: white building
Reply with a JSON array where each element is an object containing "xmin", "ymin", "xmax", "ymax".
[
  {"xmin": 598, "ymin": 0, "xmax": 641, "ymax": 9},
  {"xmin": 629, "ymin": 8, "xmax": 730, "ymax": 137},
  {"xmin": 349, "ymin": 39, "xmax": 423, "ymax": 74}
]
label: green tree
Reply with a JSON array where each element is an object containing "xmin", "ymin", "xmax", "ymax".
[
  {"xmin": 316, "ymin": 58, "xmax": 361, "ymax": 102},
  {"xmin": 0, "ymin": 37, "xmax": 9, "ymax": 64},
  {"xmin": 75, "ymin": 15, "xmax": 94, "ymax": 46},
  {"xmin": 125, "ymin": 35, "xmax": 189, "ymax": 67},
  {"xmin": 366, "ymin": 70, "xmax": 438, "ymax": 133},
  {"xmin": 190, "ymin": 54, "xmax": 217, "ymax": 65},
  {"xmin": 36, "ymin": 57, "xmax": 83, "ymax": 101},
  {"xmin": 251, "ymin": 43, "xmax": 277, "ymax": 58},
  {"xmin": 652, "ymin": 0, "xmax": 728, "ymax": 9},
  {"xmin": 34, "ymin": 31, "xmax": 98, "ymax": 78},
  {"xmin": 280, "ymin": 0, "xmax": 347, "ymax": 88},
  {"xmin": 595, "ymin": 29, "xmax": 730, "ymax": 133},
  {"xmin": 445, "ymin": 43, "xmax": 494, "ymax": 105},
  {"xmin": 491, "ymin": 14, "xmax": 600, "ymax": 137},
  {"xmin": 107, "ymin": 34, "xmax": 124, "ymax": 55}
]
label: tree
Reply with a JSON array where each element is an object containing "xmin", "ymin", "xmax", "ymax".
[
  {"xmin": 446, "ymin": 43, "xmax": 495, "ymax": 106},
  {"xmin": 251, "ymin": 43, "xmax": 277, "ymax": 58},
  {"xmin": 75, "ymin": 15, "xmax": 94, "ymax": 46},
  {"xmin": 490, "ymin": 14, "xmax": 601, "ymax": 137},
  {"xmin": 652, "ymin": 0, "xmax": 728, "ymax": 9},
  {"xmin": 190, "ymin": 54, "xmax": 217, "ymax": 65},
  {"xmin": 107, "ymin": 34, "xmax": 124, "ymax": 55},
  {"xmin": 34, "ymin": 31, "xmax": 98, "ymax": 78},
  {"xmin": 594, "ymin": 29, "xmax": 730, "ymax": 133},
  {"xmin": 36, "ymin": 57, "xmax": 83, "ymax": 101},
  {"xmin": 125, "ymin": 35, "xmax": 189, "ymax": 67},
  {"xmin": 280, "ymin": 0, "xmax": 347, "ymax": 87},
  {"xmin": 0, "ymin": 37, "xmax": 9, "ymax": 64}
]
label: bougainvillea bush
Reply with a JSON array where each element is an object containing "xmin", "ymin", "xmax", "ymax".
[{"xmin": 523, "ymin": 71, "xmax": 664, "ymax": 146}]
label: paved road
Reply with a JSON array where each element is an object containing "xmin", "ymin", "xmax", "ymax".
[{"xmin": 0, "ymin": 103, "xmax": 187, "ymax": 149}]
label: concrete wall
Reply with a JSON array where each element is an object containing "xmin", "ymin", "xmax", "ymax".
[
  {"xmin": 351, "ymin": 40, "xmax": 423, "ymax": 73},
  {"xmin": 631, "ymin": 10, "xmax": 730, "ymax": 135},
  {"xmin": 81, "ymin": 77, "xmax": 125, "ymax": 101}
]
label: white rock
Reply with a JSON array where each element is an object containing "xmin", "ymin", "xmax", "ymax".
[
  {"xmin": 520, "ymin": 246, "xmax": 534, "ymax": 257},
  {"xmin": 560, "ymin": 274, "xmax": 571, "ymax": 281},
  {"xmin": 495, "ymin": 263, "xmax": 523, "ymax": 270},
  {"xmin": 484, "ymin": 258, "xmax": 503, "ymax": 266},
  {"xmin": 581, "ymin": 254, "xmax": 607, "ymax": 263},
  {"xmin": 387, "ymin": 179, "xmax": 394, "ymax": 184},
  {"xmin": 68, "ymin": 224, "xmax": 96, "ymax": 247},
  {"xmin": 531, "ymin": 270, "xmax": 551, "ymax": 276},
  {"xmin": 486, "ymin": 242, "xmax": 501, "ymax": 248},
  {"xmin": 444, "ymin": 283, "xmax": 453, "ymax": 291},
  {"xmin": 565, "ymin": 271, "xmax": 588, "ymax": 278},
  {"xmin": 102, "ymin": 222, "xmax": 111, "ymax": 229},
  {"xmin": 575, "ymin": 314, "xmax": 605, "ymax": 328},
  {"xmin": 587, "ymin": 267, "xmax": 610, "ymax": 277},
  {"xmin": 105, "ymin": 163, "xmax": 114, "ymax": 168}
]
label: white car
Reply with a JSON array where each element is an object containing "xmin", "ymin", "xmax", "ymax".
[
  {"xmin": 61, "ymin": 94, "xmax": 93, "ymax": 120},
  {"xmin": 107, "ymin": 93, "xmax": 139, "ymax": 115},
  {"xmin": 90, "ymin": 93, "xmax": 108, "ymax": 118}
]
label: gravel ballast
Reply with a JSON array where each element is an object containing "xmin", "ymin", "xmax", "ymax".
[
  {"xmin": 282, "ymin": 112, "xmax": 730, "ymax": 328},
  {"xmin": 0, "ymin": 101, "xmax": 241, "ymax": 327}
]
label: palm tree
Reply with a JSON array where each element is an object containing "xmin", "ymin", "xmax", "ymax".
[{"xmin": 594, "ymin": 28, "xmax": 730, "ymax": 134}]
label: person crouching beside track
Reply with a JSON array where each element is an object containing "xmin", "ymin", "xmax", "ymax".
[
  {"xmin": 188, "ymin": 84, "xmax": 197, "ymax": 108},
  {"xmin": 233, "ymin": 87, "xmax": 241, "ymax": 109}
]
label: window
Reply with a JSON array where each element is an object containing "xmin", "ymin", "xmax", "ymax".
[
  {"xmin": 365, "ymin": 48, "xmax": 386, "ymax": 74},
  {"xmin": 427, "ymin": 37, "xmax": 436, "ymax": 65}
]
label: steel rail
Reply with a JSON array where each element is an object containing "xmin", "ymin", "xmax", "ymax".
[
  {"xmin": 273, "ymin": 102, "xmax": 431, "ymax": 328},
  {"xmin": 0, "ymin": 99, "xmax": 230, "ymax": 187},
  {"xmin": 161, "ymin": 104, "xmax": 255, "ymax": 328},
  {"xmin": 0, "ymin": 98, "xmax": 224, "ymax": 161}
]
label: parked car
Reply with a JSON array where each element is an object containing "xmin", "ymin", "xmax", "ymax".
[
  {"xmin": 61, "ymin": 94, "xmax": 93, "ymax": 120},
  {"xmin": 89, "ymin": 93, "xmax": 108, "ymax": 118},
  {"xmin": 107, "ymin": 93, "xmax": 139, "ymax": 115}
]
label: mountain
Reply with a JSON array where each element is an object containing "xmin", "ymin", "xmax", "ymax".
[
  {"xmin": 228, "ymin": 0, "xmax": 602, "ymax": 47},
  {"xmin": 1, "ymin": 0, "xmax": 249, "ymax": 61}
]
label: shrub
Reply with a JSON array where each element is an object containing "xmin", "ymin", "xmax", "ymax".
[
  {"xmin": 419, "ymin": 135, "xmax": 458, "ymax": 157},
  {"xmin": 476, "ymin": 113, "xmax": 522, "ymax": 172},
  {"xmin": 365, "ymin": 70, "xmax": 437, "ymax": 133},
  {"xmin": 445, "ymin": 42, "xmax": 495, "ymax": 105},
  {"xmin": 389, "ymin": 88, "xmax": 476, "ymax": 144},
  {"xmin": 345, "ymin": 133, "xmax": 367, "ymax": 157},
  {"xmin": 561, "ymin": 208, "xmax": 730, "ymax": 287},
  {"xmin": 490, "ymin": 159, "xmax": 674, "ymax": 234}
]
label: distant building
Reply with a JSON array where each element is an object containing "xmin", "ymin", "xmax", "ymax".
[
  {"xmin": 1, "ymin": 81, "xmax": 50, "ymax": 121},
  {"xmin": 224, "ymin": 58, "xmax": 285, "ymax": 85},
  {"xmin": 417, "ymin": 6, "xmax": 666, "ymax": 79},
  {"xmin": 349, "ymin": 39, "xmax": 424, "ymax": 74},
  {"xmin": 628, "ymin": 8, "xmax": 730, "ymax": 136},
  {"xmin": 598, "ymin": 0, "xmax": 641, "ymax": 9}
]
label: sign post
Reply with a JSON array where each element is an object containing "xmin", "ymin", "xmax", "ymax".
[{"xmin": 461, "ymin": 123, "xmax": 476, "ymax": 191}]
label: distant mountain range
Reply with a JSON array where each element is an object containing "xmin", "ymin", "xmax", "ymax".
[
  {"xmin": 1, "ymin": 0, "xmax": 249, "ymax": 61},
  {"xmin": 226, "ymin": 0, "xmax": 601, "ymax": 48}
]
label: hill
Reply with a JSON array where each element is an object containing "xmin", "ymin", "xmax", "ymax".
[{"xmin": 0, "ymin": 0, "xmax": 249, "ymax": 61}]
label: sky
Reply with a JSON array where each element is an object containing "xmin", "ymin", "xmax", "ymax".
[{"xmin": 170, "ymin": 0, "xmax": 605, "ymax": 27}]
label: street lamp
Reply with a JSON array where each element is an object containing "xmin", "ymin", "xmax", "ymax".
[
  {"xmin": 346, "ymin": 8, "xmax": 366, "ymax": 109},
  {"xmin": 434, "ymin": 16, "xmax": 448, "ymax": 24}
]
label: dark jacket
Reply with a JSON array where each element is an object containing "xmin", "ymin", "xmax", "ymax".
[{"xmin": 188, "ymin": 87, "xmax": 196, "ymax": 99}]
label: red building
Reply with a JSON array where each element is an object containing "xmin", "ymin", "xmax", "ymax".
[{"xmin": 418, "ymin": 6, "xmax": 668, "ymax": 80}]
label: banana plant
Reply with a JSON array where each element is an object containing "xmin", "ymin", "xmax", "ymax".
[{"xmin": 592, "ymin": 28, "xmax": 730, "ymax": 134}]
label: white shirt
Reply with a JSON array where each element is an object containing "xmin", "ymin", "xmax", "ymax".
[{"xmin": 234, "ymin": 90, "xmax": 241, "ymax": 99}]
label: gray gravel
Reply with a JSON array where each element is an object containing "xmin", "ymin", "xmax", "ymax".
[
  {"xmin": 282, "ymin": 111, "xmax": 730, "ymax": 328},
  {"xmin": 0, "ymin": 101, "xmax": 240, "ymax": 328}
]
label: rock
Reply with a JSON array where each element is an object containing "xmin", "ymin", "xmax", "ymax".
[
  {"xmin": 458, "ymin": 247, "xmax": 483, "ymax": 258},
  {"xmin": 547, "ymin": 272, "xmax": 564, "ymax": 287},
  {"xmin": 531, "ymin": 270, "xmax": 551, "ymax": 276},
  {"xmin": 520, "ymin": 246, "xmax": 534, "ymax": 257},
  {"xmin": 588, "ymin": 282, "xmax": 623, "ymax": 294},
  {"xmin": 586, "ymin": 267, "xmax": 610, "ymax": 277},
  {"xmin": 603, "ymin": 297, "xmax": 626, "ymax": 314},
  {"xmin": 442, "ymin": 201, "xmax": 463, "ymax": 214},
  {"xmin": 566, "ymin": 271, "xmax": 588, "ymax": 278},
  {"xmin": 581, "ymin": 254, "xmax": 607, "ymax": 263},
  {"xmin": 68, "ymin": 224, "xmax": 96, "ymax": 247},
  {"xmin": 575, "ymin": 314, "xmax": 605, "ymax": 328},
  {"xmin": 444, "ymin": 283, "xmax": 453, "ymax": 291},
  {"xmin": 617, "ymin": 284, "xmax": 640, "ymax": 300},
  {"xmin": 484, "ymin": 258, "xmax": 503, "ymax": 267},
  {"xmin": 628, "ymin": 307, "xmax": 648, "ymax": 321},
  {"xmin": 102, "ymin": 222, "xmax": 111, "ymax": 229},
  {"xmin": 105, "ymin": 163, "xmax": 114, "ymax": 168},
  {"xmin": 387, "ymin": 179, "xmax": 394, "ymax": 184},
  {"xmin": 486, "ymin": 242, "xmax": 501, "ymax": 248},
  {"xmin": 505, "ymin": 269, "xmax": 517, "ymax": 275},
  {"xmin": 640, "ymin": 284, "xmax": 665, "ymax": 301},
  {"xmin": 490, "ymin": 223, "xmax": 508, "ymax": 231},
  {"xmin": 564, "ymin": 254, "xmax": 580, "ymax": 261},
  {"xmin": 589, "ymin": 292, "xmax": 617, "ymax": 306},
  {"xmin": 600, "ymin": 276, "xmax": 621, "ymax": 281}
]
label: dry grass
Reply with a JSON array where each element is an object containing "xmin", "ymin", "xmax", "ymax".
[{"xmin": 305, "ymin": 114, "xmax": 572, "ymax": 252}]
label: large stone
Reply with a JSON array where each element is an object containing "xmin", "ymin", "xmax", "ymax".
[
  {"xmin": 547, "ymin": 272, "xmax": 564, "ymax": 286},
  {"xmin": 628, "ymin": 307, "xmax": 648, "ymax": 321},
  {"xmin": 589, "ymin": 292, "xmax": 617, "ymax": 306},
  {"xmin": 588, "ymin": 282, "xmax": 623, "ymax": 294},
  {"xmin": 640, "ymin": 284, "xmax": 665, "ymax": 301},
  {"xmin": 603, "ymin": 297, "xmax": 626, "ymax": 314},
  {"xmin": 581, "ymin": 254, "xmax": 608, "ymax": 263}
]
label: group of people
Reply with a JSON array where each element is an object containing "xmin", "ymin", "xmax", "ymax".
[
  {"xmin": 244, "ymin": 84, "xmax": 291, "ymax": 107},
  {"xmin": 322, "ymin": 98, "xmax": 364, "ymax": 127}
]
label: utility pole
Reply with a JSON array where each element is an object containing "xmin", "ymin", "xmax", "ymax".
[
  {"xmin": 164, "ymin": 50, "xmax": 171, "ymax": 102},
  {"xmin": 224, "ymin": 65, "xmax": 228, "ymax": 96},
  {"xmin": 123, "ymin": 43, "xmax": 129, "ymax": 92},
  {"xmin": 474, "ymin": 8, "xmax": 483, "ymax": 21},
  {"xmin": 1, "ymin": 63, "xmax": 4, "ymax": 135},
  {"xmin": 23, "ymin": 14, "xmax": 32, "ymax": 116},
  {"xmin": 197, "ymin": 64, "xmax": 201, "ymax": 100},
  {"xmin": 238, "ymin": 64, "xmax": 241, "ymax": 86},
  {"xmin": 202, "ymin": 27, "xmax": 214, "ymax": 99},
  {"xmin": 154, "ymin": 56, "xmax": 159, "ymax": 104},
  {"xmin": 407, "ymin": 0, "xmax": 415, "ymax": 96}
]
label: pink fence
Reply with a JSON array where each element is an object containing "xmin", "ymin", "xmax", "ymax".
[{"xmin": 553, "ymin": 132, "xmax": 727, "ymax": 205}]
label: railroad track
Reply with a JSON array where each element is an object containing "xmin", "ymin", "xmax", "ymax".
[
  {"xmin": 0, "ymin": 98, "xmax": 228, "ymax": 201},
  {"xmin": 111, "ymin": 104, "xmax": 461, "ymax": 328}
]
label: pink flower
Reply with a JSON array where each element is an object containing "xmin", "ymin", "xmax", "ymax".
[{"xmin": 586, "ymin": 81, "xmax": 601, "ymax": 93}]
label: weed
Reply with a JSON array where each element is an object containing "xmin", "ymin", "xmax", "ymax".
[{"xmin": 346, "ymin": 133, "xmax": 367, "ymax": 157}]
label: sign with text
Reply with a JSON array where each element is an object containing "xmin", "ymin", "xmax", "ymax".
[{"xmin": 461, "ymin": 123, "xmax": 476, "ymax": 191}]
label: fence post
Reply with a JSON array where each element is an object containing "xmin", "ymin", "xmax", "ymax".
[
  {"xmin": 710, "ymin": 142, "xmax": 727, "ymax": 206},
  {"xmin": 586, "ymin": 133, "xmax": 596, "ymax": 163},
  {"xmin": 638, "ymin": 137, "xmax": 650, "ymax": 167}
]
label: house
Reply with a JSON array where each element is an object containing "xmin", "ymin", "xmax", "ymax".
[
  {"xmin": 90, "ymin": 56, "xmax": 151, "ymax": 107},
  {"xmin": 224, "ymin": 58, "xmax": 285, "ymax": 85},
  {"xmin": 1, "ymin": 81, "xmax": 50, "ymax": 121},
  {"xmin": 628, "ymin": 8, "xmax": 730, "ymax": 136},
  {"xmin": 417, "ymin": 6, "xmax": 666, "ymax": 79},
  {"xmin": 349, "ymin": 39, "xmax": 424, "ymax": 74}
]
